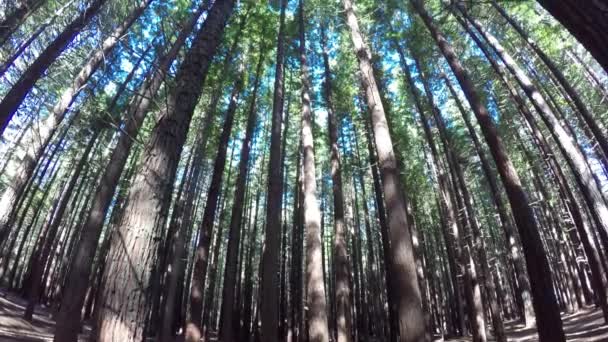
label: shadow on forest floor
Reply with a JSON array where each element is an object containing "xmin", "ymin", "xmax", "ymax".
[
  {"xmin": 0, "ymin": 290, "xmax": 90, "ymax": 341},
  {"xmin": 0, "ymin": 289, "xmax": 606, "ymax": 341},
  {"xmin": 438, "ymin": 307, "xmax": 608, "ymax": 341}
]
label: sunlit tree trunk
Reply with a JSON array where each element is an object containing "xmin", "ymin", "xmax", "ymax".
[
  {"xmin": 344, "ymin": 0, "xmax": 424, "ymax": 340},
  {"xmin": 298, "ymin": 3, "xmax": 330, "ymax": 340}
]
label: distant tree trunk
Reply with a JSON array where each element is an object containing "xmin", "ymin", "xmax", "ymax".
[
  {"xmin": 442, "ymin": 74, "xmax": 534, "ymax": 327},
  {"xmin": 0, "ymin": 0, "xmax": 109, "ymax": 134},
  {"xmin": 411, "ymin": 1, "xmax": 566, "ymax": 340},
  {"xmin": 96, "ymin": 1, "xmax": 236, "ymax": 340},
  {"xmin": 219, "ymin": 47, "xmax": 265, "ymax": 342},
  {"xmin": 298, "ymin": 2, "xmax": 330, "ymax": 341},
  {"xmin": 392, "ymin": 39, "xmax": 466, "ymax": 338},
  {"xmin": 320, "ymin": 22, "xmax": 352, "ymax": 342},
  {"xmin": 343, "ymin": 0, "xmax": 424, "ymax": 340},
  {"xmin": 534, "ymin": 0, "xmax": 608, "ymax": 72},
  {"xmin": 24, "ymin": 130, "xmax": 99, "ymax": 321},
  {"xmin": 53, "ymin": 5, "xmax": 207, "ymax": 340},
  {"xmin": 0, "ymin": 0, "xmax": 45, "ymax": 45},
  {"xmin": 260, "ymin": 0, "xmax": 287, "ymax": 338},
  {"xmin": 0, "ymin": 0, "xmax": 150, "ymax": 244},
  {"xmin": 186, "ymin": 61, "xmax": 245, "ymax": 341}
]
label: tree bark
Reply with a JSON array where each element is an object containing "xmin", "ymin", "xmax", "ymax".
[
  {"xmin": 320, "ymin": 22, "xmax": 352, "ymax": 342},
  {"xmin": 298, "ymin": 3, "xmax": 330, "ymax": 341},
  {"xmin": 95, "ymin": 1, "xmax": 236, "ymax": 340}
]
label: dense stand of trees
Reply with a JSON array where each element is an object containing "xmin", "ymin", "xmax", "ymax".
[{"xmin": 0, "ymin": 0, "xmax": 607, "ymax": 341}]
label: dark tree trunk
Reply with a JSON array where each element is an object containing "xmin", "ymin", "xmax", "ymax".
[
  {"xmin": 535, "ymin": 0, "xmax": 608, "ymax": 72},
  {"xmin": 260, "ymin": 0, "xmax": 287, "ymax": 338},
  {"xmin": 186, "ymin": 61, "xmax": 245, "ymax": 341}
]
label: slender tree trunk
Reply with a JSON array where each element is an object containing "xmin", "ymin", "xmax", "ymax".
[
  {"xmin": 53, "ymin": 5, "xmax": 208, "ymax": 340},
  {"xmin": 411, "ymin": 1, "xmax": 565, "ymax": 340},
  {"xmin": 260, "ymin": 0, "xmax": 287, "ymax": 338},
  {"xmin": 320, "ymin": 22, "xmax": 352, "ymax": 342},
  {"xmin": 344, "ymin": 0, "xmax": 424, "ymax": 340},
  {"xmin": 187, "ymin": 71, "xmax": 245, "ymax": 342},
  {"xmin": 445, "ymin": 75, "xmax": 535, "ymax": 327},
  {"xmin": 219, "ymin": 47, "xmax": 265, "ymax": 342},
  {"xmin": 297, "ymin": 3, "xmax": 330, "ymax": 341},
  {"xmin": 96, "ymin": 1, "xmax": 236, "ymax": 340}
]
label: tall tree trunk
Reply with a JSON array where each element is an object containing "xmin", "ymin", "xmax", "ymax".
[
  {"xmin": 298, "ymin": 2, "xmax": 330, "ymax": 341},
  {"xmin": 0, "ymin": 0, "xmax": 150, "ymax": 244},
  {"xmin": 53, "ymin": 5, "xmax": 208, "ymax": 340},
  {"xmin": 95, "ymin": 1, "xmax": 236, "ymax": 340},
  {"xmin": 24, "ymin": 130, "xmax": 99, "ymax": 320},
  {"xmin": 411, "ymin": 1, "xmax": 566, "ymax": 340},
  {"xmin": 0, "ymin": 0, "xmax": 109, "ymax": 134},
  {"xmin": 343, "ymin": 0, "xmax": 424, "ymax": 340},
  {"xmin": 320, "ymin": 22, "xmax": 352, "ymax": 342},
  {"xmin": 260, "ymin": 0, "xmax": 287, "ymax": 338},
  {"xmin": 534, "ymin": 0, "xmax": 608, "ymax": 72},
  {"xmin": 219, "ymin": 47, "xmax": 265, "ymax": 342}
]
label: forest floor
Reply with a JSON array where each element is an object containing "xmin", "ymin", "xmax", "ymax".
[
  {"xmin": 440, "ymin": 307, "xmax": 608, "ymax": 341},
  {"xmin": 0, "ymin": 290, "xmax": 606, "ymax": 341}
]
